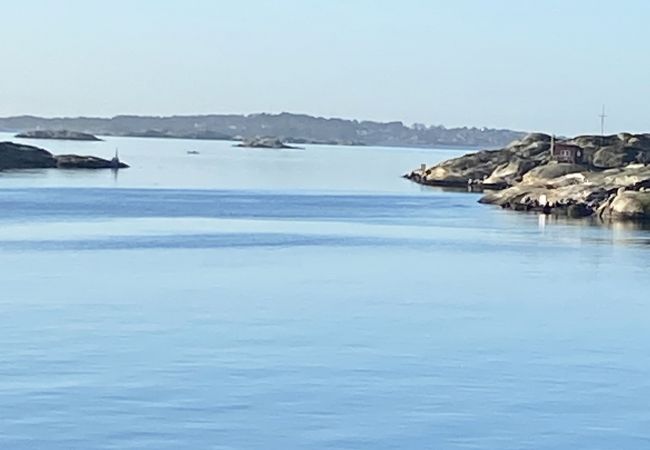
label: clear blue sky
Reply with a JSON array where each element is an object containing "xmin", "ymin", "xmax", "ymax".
[{"xmin": 1, "ymin": 0, "xmax": 648, "ymax": 135}]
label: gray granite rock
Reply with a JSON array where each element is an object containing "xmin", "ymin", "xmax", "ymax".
[
  {"xmin": 1, "ymin": 141, "xmax": 128, "ymax": 171},
  {"xmin": 405, "ymin": 133, "xmax": 650, "ymax": 221}
]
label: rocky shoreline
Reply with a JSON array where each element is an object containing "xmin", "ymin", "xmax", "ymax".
[
  {"xmin": 0, "ymin": 141, "xmax": 128, "ymax": 170},
  {"xmin": 404, "ymin": 133, "xmax": 650, "ymax": 220}
]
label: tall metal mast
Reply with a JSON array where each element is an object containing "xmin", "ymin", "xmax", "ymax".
[{"xmin": 599, "ymin": 105, "xmax": 607, "ymax": 137}]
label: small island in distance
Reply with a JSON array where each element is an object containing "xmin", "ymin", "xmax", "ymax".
[
  {"xmin": 236, "ymin": 137, "xmax": 302, "ymax": 149},
  {"xmin": 15, "ymin": 129, "xmax": 102, "ymax": 141}
]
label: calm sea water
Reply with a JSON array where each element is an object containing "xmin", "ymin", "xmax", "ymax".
[{"xmin": 1, "ymin": 133, "xmax": 649, "ymax": 449}]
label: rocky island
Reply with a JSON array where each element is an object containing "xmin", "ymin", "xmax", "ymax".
[
  {"xmin": 404, "ymin": 133, "xmax": 650, "ymax": 220},
  {"xmin": 15, "ymin": 129, "xmax": 102, "ymax": 141},
  {"xmin": 235, "ymin": 137, "xmax": 302, "ymax": 149},
  {"xmin": 0, "ymin": 141, "xmax": 128, "ymax": 170}
]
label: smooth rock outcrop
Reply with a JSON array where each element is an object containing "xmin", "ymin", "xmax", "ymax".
[
  {"xmin": 16, "ymin": 130, "xmax": 102, "ymax": 141},
  {"xmin": 1, "ymin": 141, "xmax": 128, "ymax": 171},
  {"xmin": 478, "ymin": 164, "xmax": 650, "ymax": 220},
  {"xmin": 404, "ymin": 133, "xmax": 552, "ymax": 187},
  {"xmin": 481, "ymin": 158, "xmax": 539, "ymax": 188},
  {"xmin": 405, "ymin": 133, "xmax": 650, "ymax": 221},
  {"xmin": 521, "ymin": 162, "xmax": 587, "ymax": 183},
  {"xmin": 601, "ymin": 191, "xmax": 650, "ymax": 220},
  {"xmin": 0, "ymin": 141, "xmax": 57, "ymax": 169}
]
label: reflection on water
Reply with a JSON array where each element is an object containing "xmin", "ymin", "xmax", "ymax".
[
  {"xmin": 604, "ymin": 219, "xmax": 650, "ymax": 232},
  {"xmin": 111, "ymin": 166, "xmax": 120, "ymax": 183},
  {"xmin": 607, "ymin": 220, "xmax": 650, "ymax": 246},
  {"xmin": 536, "ymin": 213, "xmax": 650, "ymax": 246}
]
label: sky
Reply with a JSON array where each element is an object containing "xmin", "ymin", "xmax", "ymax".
[{"xmin": 1, "ymin": 0, "xmax": 649, "ymax": 135}]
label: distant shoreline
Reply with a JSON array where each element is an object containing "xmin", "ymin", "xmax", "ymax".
[
  {"xmin": 4, "ymin": 129, "xmax": 486, "ymax": 151},
  {"xmin": 102, "ymin": 133, "xmax": 485, "ymax": 150},
  {"xmin": 0, "ymin": 112, "xmax": 526, "ymax": 149}
]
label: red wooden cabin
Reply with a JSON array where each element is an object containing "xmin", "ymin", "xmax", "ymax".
[{"xmin": 551, "ymin": 138, "xmax": 583, "ymax": 164}]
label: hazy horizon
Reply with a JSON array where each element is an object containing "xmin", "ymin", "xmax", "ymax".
[{"xmin": 2, "ymin": 0, "xmax": 649, "ymax": 136}]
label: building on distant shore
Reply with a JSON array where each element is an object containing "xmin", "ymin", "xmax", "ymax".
[{"xmin": 550, "ymin": 135, "xmax": 584, "ymax": 164}]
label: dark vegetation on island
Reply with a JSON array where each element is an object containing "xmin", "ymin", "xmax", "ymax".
[
  {"xmin": 0, "ymin": 141, "xmax": 128, "ymax": 170},
  {"xmin": 0, "ymin": 113, "xmax": 524, "ymax": 149},
  {"xmin": 15, "ymin": 129, "xmax": 102, "ymax": 141},
  {"xmin": 404, "ymin": 133, "xmax": 650, "ymax": 220}
]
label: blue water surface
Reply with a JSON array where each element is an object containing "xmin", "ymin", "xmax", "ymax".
[{"xmin": 1, "ymin": 134, "xmax": 649, "ymax": 449}]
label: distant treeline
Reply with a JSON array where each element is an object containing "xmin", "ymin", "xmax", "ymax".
[{"xmin": 0, "ymin": 112, "xmax": 525, "ymax": 148}]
